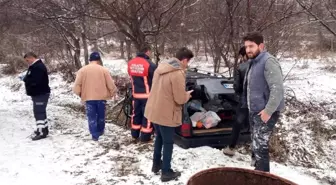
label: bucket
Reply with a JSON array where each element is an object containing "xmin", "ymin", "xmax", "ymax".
[{"xmin": 187, "ymin": 167, "xmax": 298, "ymax": 185}]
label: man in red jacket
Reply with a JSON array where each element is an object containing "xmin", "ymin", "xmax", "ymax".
[{"xmin": 128, "ymin": 45, "xmax": 157, "ymax": 142}]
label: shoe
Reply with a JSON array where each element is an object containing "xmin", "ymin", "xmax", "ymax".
[
  {"xmin": 223, "ymin": 146, "xmax": 235, "ymax": 156},
  {"xmin": 34, "ymin": 130, "xmax": 39, "ymax": 135},
  {"xmin": 140, "ymin": 139, "xmax": 153, "ymax": 144},
  {"xmin": 131, "ymin": 137, "xmax": 139, "ymax": 144},
  {"xmin": 32, "ymin": 134, "xmax": 47, "ymax": 141},
  {"xmin": 92, "ymin": 137, "xmax": 99, "ymax": 141},
  {"xmin": 161, "ymin": 169, "xmax": 181, "ymax": 182},
  {"xmin": 99, "ymin": 131, "xmax": 104, "ymax": 136},
  {"xmin": 34, "ymin": 127, "xmax": 49, "ymax": 136},
  {"xmin": 251, "ymin": 158, "xmax": 256, "ymax": 167},
  {"xmin": 151, "ymin": 160, "xmax": 163, "ymax": 174},
  {"xmin": 45, "ymin": 127, "xmax": 49, "ymax": 135}
]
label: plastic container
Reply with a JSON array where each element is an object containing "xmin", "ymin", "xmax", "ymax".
[{"xmin": 187, "ymin": 167, "xmax": 298, "ymax": 185}]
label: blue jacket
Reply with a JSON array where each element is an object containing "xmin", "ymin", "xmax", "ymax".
[
  {"xmin": 127, "ymin": 53, "xmax": 157, "ymax": 99},
  {"xmin": 23, "ymin": 59, "xmax": 50, "ymax": 96}
]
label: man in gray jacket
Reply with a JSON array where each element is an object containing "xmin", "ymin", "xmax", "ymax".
[{"xmin": 243, "ymin": 32, "xmax": 284, "ymax": 172}]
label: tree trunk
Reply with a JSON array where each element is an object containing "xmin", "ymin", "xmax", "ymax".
[
  {"xmin": 214, "ymin": 46, "xmax": 221, "ymax": 73},
  {"xmin": 92, "ymin": 40, "xmax": 98, "ymax": 52},
  {"xmin": 82, "ymin": 32, "xmax": 89, "ymax": 65},
  {"xmin": 92, "ymin": 20, "xmax": 99, "ymax": 52},
  {"xmin": 159, "ymin": 37, "xmax": 165, "ymax": 56},
  {"xmin": 80, "ymin": 4, "xmax": 89, "ymax": 65},
  {"xmin": 120, "ymin": 40, "xmax": 125, "ymax": 59},
  {"xmin": 134, "ymin": 33, "xmax": 145, "ymax": 51},
  {"xmin": 331, "ymin": 38, "xmax": 334, "ymax": 52},
  {"xmin": 74, "ymin": 38, "xmax": 82, "ymax": 70},
  {"xmin": 204, "ymin": 34, "xmax": 209, "ymax": 61},
  {"xmin": 195, "ymin": 33, "xmax": 200, "ymax": 57},
  {"xmin": 246, "ymin": 0, "xmax": 252, "ymax": 32},
  {"xmin": 126, "ymin": 39, "xmax": 132, "ymax": 61},
  {"xmin": 153, "ymin": 35, "xmax": 160, "ymax": 64},
  {"xmin": 104, "ymin": 36, "xmax": 109, "ymax": 48}
]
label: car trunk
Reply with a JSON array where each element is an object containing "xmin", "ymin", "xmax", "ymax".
[
  {"xmin": 186, "ymin": 92, "xmax": 236, "ymax": 137},
  {"xmin": 179, "ymin": 69, "xmax": 248, "ymax": 137}
]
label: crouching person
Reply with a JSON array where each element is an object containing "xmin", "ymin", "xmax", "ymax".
[
  {"xmin": 73, "ymin": 52, "xmax": 117, "ymax": 141},
  {"xmin": 144, "ymin": 47, "xmax": 194, "ymax": 182},
  {"xmin": 23, "ymin": 52, "xmax": 51, "ymax": 141}
]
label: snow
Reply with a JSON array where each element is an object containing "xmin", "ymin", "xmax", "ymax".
[
  {"xmin": 0, "ymin": 57, "xmax": 335, "ymax": 185},
  {"xmin": 280, "ymin": 58, "xmax": 336, "ymax": 104}
]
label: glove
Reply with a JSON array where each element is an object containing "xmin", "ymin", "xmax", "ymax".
[{"xmin": 18, "ymin": 75, "xmax": 25, "ymax": 81}]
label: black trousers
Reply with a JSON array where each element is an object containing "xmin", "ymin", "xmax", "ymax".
[
  {"xmin": 230, "ymin": 107, "xmax": 249, "ymax": 148},
  {"xmin": 32, "ymin": 93, "xmax": 50, "ymax": 135}
]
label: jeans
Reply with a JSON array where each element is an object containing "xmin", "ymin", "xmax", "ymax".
[
  {"xmin": 86, "ymin": 100, "xmax": 106, "ymax": 139},
  {"xmin": 153, "ymin": 124, "xmax": 175, "ymax": 173}
]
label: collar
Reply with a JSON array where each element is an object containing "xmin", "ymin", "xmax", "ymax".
[
  {"xmin": 252, "ymin": 51, "xmax": 267, "ymax": 63},
  {"xmin": 30, "ymin": 59, "xmax": 40, "ymax": 66},
  {"xmin": 136, "ymin": 52, "xmax": 150, "ymax": 60}
]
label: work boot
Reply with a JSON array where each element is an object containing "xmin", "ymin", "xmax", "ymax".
[
  {"xmin": 131, "ymin": 137, "xmax": 139, "ymax": 144},
  {"xmin": 34, "ymin": 128, "xmax": 49, "ymax": 136},
  {"xmin": 140, "ymin": 139, "xmax": 153, "ymax": 144},
  {"xmin": 223, "ymin": 146, "xmax": 235, "ymax": 156},
  {"xmin": 33, "ymin": 130, "xmax": 39, "ymax": 135},
  {"xmin": 92, "ymin": 138, "xmax": 99, "ymax": 141},
  {"xmin": 151, "ymin": 160, "xmax": 163, "ymax": 174},
  {"xmin": 45, "ymin": 127, "xmax": 49, "ymax": 135},
  {"xmin": 32, "ymin": 127, "xmax": 48, "ymax": 141},
  {"xmin": 161, "ymin": 169, "xmax": 181, "ymax": 182},
  {"xmin": 32, "ymin": 134, "xmax": 47, "ymax": 141}
]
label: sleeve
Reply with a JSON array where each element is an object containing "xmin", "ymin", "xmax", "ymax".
[
  {"xmin": 104, "ymin": 69, "xmax": 118, "ymax": 97},
  {"xmin": 148, "ymin": 62, "xmax": 157, "ymax": 87},
  {"xmin": 171, "ymin": 71, "xmax": 189, "ymax": 105},
  {"xmin": 264, "ymin": 58, "xmax": 284, "ymax": 115},
  {"xmin": 73, "ymin": 70, "xmax": 83, "ymax": 97},
  {"xmin": 233, "ymin": 67, "xmax": 241, "ymax": 93}
]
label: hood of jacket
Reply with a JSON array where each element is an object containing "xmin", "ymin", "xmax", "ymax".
[{"xmin": 156, "ymin": 58, "xmax": 184, "ymax": 75}]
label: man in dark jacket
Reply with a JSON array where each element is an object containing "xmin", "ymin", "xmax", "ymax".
[
  {"xmin": 127, "ymin": 45, "xmax": 157, "ymax": 142},
  {"xmin": 223, "ymin": 46, "xmax": 250, "ymax": 156},
  {"xmin": 23, "ymin": 52, "xmax": 51, "ymax": 141},
  {"xmin": 243, "ymin": 32, "xmax": 284, "ymax": 172}
]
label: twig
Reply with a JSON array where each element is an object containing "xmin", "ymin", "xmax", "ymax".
[{"xmin": 283, "ymin": 59, "xmax": 299, "ymax": 82}]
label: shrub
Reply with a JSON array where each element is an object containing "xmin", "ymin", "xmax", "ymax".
[{"xmin": 1, "ymin": 56, "xmax": 27, "ymax": 75}]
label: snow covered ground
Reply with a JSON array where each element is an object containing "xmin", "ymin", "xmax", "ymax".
[{"xmin": 0, "ymin": 57, "xmax": 335, "ymax": 185}]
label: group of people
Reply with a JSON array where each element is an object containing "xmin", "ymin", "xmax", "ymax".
[{"xmin": 21, "ymin": 31, "xmax": 284, "ymax": 182}]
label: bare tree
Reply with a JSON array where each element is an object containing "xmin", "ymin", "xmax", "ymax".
[
  {"xmin": 90, "ymin": 0, "xmax": 195, "ymax": 51},
  {"xmin": 296, "ymin": 0, "xmax": 336, "ymax": 37}
]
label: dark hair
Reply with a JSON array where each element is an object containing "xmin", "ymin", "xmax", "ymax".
[
  {"xmin": 24, "ymin": 52, "xmax": 37, "ymax": 59},
  {"xmin": 238, "ymin": 46, "xmax": 246, "ymax": 57},
  {"xmin": 175, "ymin": 47, "xmax": 194, "ymax": 61},
  {"xmin": 243, "ymin": 31, "xmax": 264, "ymax": 45},
  {"xmin": 139, "ymin": 44, "xmax": 151, "ymax": 53}
]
